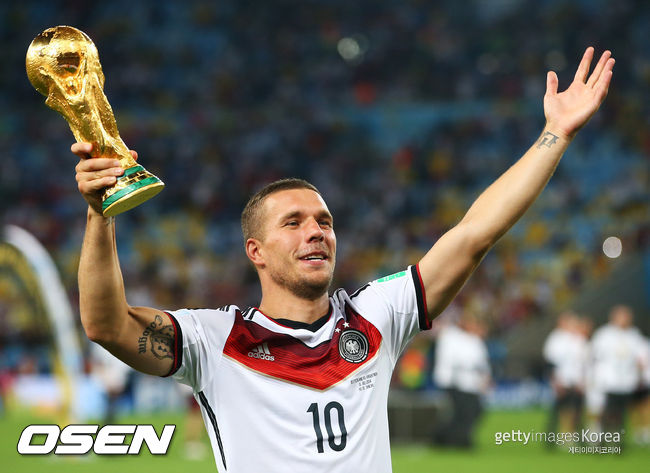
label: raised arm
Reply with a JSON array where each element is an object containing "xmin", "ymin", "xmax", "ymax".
[
  {"xmin": 74, "ymin": 142, "xmax": 174, "ymax": 376},
  {"xmin": 418, "ymin": 47, "xmax": 615, "ymax": 320}
]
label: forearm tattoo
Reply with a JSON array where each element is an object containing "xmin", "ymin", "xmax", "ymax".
[
  {"xmin": 138, "ymin": 314, "xmax": 174, "ymax": 359},
  {"xmin": 536, "ymin": 131, "xmax": 559, "ymax": 149}
]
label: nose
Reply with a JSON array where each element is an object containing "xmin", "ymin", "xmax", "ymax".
[{"xmin": 305, "ymin": 217, "xmax": 324, "ymax": 242}]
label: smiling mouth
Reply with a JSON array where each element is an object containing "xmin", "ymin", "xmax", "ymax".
[
  {"xmin": 298, "ymin": 251, "xmax": 329, "ymax": 262},
  {"xmin": 300, "ymin": 255, "xmax": 328, "ymax": 261}
]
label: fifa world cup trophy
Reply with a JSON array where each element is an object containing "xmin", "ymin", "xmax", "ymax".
[{"xmin": 26, "ymin": 26, "xmax": 164, "ymax": 217}]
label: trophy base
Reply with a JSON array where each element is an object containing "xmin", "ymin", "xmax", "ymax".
[{"xmin": 102, "ymin": 165, "xmax": 164, "ymax": 217}]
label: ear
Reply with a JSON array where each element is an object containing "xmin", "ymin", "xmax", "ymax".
[{"xmin": 245, "ymin": 238, "xmax": 265, "ymax": 268}]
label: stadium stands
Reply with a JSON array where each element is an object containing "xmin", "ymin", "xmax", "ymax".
[{"xmin": 1, "ymin": 0, "xmax": 648, "ymax": 385}]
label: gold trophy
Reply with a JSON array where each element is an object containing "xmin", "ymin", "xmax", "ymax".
[{"xmin": 26, "ymin": 26, "xmax": 164, "ymax": 217}]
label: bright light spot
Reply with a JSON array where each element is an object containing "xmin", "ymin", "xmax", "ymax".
[
  {"xmin": 602, "ymin": 236, "xmax": 622, "ymax": 258},
  {"xmin": 337, "ymin": 35, "xmax": 367, "ymax": 63}
]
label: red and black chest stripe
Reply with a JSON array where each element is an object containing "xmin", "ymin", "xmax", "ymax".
[{"xmin": 222, "ymin": 305, "xmax": 382, "ymax": 390}]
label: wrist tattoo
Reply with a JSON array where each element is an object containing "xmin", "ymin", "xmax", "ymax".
[
  {"xmin": 537, "ymin": 131, "xmax": 559, "ymax": 149},
  {"xmin": 137, "ymin": 314, "xmax": 174, "ymax": 359}
]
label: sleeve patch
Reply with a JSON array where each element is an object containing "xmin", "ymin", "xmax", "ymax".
[{"xmin": 376, "ymin": 270, "xmax": 407, "ymax": 283}]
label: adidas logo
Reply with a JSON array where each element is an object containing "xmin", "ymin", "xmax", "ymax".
[{"xmin": 248, "ymin": 342, "xmax": 275, "ymax": 361}]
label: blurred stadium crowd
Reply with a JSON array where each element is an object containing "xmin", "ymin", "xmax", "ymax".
[
  {"xmin": 543, "ymin": 306, "xmax": 649, "ymax": 447},
  {"xmin": 1, "ymin": 0, "xmax": 649, "ymax": 406}
]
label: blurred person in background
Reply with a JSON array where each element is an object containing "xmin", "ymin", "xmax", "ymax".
[
  {"xmin": 542, "ymin": 311, "xmax": 588, "ymax": 440},
  {"xmin": 590, "ymin": 305, "xmax": 647, "ymax": 445},
  {"xmin": 178, "ymin": 383, "xmax": 210, "ymax": 460},
  {"xmin": 69, "ymin": 47, "xmax": 613, "ymax": 472},
  {"xmin": 580, "ymin": 317, "xmax": 605, "ymax": 435},
  {"xmin": 432, "ymin": 312, "xmax": 491, "ymax": 448},
  {"xmin": 90, "ymin": 342, "xmax": 132, "ymax": 424},
  {"xmin": 630, "ymin": 333, "xmax": 650, "ymax": 445}
]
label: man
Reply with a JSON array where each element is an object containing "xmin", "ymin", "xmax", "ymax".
[
  {"xmin": 72, "ymin": 48, "xmax": 613, "ymax": 471},
  {"xmin": 90, "ymin": 342, "xmax": 132, "ymax": 424},
  {"xmin": 591, "ymin": 305, "xmax": 647, "ymax": 443},
  {"xmin": 432, "ymin": 313, "xmax": 490, "ymax": 448},
  {"xmin": 543, "ymin": 311, "xmax": 588, "ymax": 439}
]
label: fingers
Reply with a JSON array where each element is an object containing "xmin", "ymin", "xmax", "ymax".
[
  {"xmin": 71, "ymin": 142, "xmax": 137, "ymax": 213},
  {"xmin": 75, "ymin": 158, "xmax": 120, "ymax": 172},
  {"xmin": 76, "ymin": 164, "xmax": 123, "ymax": 182},
  {"xmin": 71, "ymin": 142, "xmax": 139, "ymax": 162},
  {"xmin": 588, "ymin": 53, "xmax": 614, "ymax": 107},
  {"xmin": 594, "ymin": 62, "xmax": 615, "ymax": 103},
  {"xmin": 77, "ymin": 174, "xmax": 119, "ymax": 193},
  {"xmin": 587, "ymin": 50, "xmax": 612, "ymax": 88},
  {"xmin": 573, "ymin": 47, "xmax": 594, "ymax": 83},
  {"xmin": 76, "ymin": 164, "xmax": 123, "ymax": 194},
  {"xmin": 71, "ymin": 142, "xmax": 93, "ymax": 158},
  {"xmin": 75, "ymin": 151, "xmax": 123, "ymax": 195},
  {"xmin": 546, "ymin": 71, "xmax": 558, "ymax": 96}
]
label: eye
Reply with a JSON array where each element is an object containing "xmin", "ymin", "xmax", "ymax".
[
  {"xmin": 319, "ymin": 220, "xmax": 333, "ymax": 228},
  {"xmin": 285, "ymin": 220, "xmax": 299, "ymax": 227}
]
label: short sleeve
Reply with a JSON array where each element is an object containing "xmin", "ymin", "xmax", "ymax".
[
  {"xmin": 350, "ymin": 264, "xmax": 430, "ymax": 363},
  {"xmin": 164, "ymin": 307, "xmax": 236, "ymax": 392}
]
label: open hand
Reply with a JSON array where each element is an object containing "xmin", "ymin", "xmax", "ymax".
[
  {"xmin": 73, "ymin": 142, "xmax": 138, "ymax": 215},
  {"xmin": 544, "ymin": 47, "xmax": 614, "ymax": 139}
]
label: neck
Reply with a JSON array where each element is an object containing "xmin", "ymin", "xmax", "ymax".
[{"xmin": 259, "ymin": 288, "xmax": 330, "ymax": 325}]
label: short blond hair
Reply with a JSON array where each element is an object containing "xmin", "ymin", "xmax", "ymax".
[{"xmin": 240, "ymin": 178, "xmax": 321, "ymax": 241}]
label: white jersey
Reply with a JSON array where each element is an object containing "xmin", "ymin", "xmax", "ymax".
[
  {"xmin": 543, "ymin": 328, "xmax": 588, "ymax": 389},
  {"xmin": 164, "ymin": 265, "xmax": 429, "ymax": 473},
  {"xmin": 434, "ymin": 324, "xmax": 490, "ymax": 394},
  {"xmin": 590, "ymin": 324, "xmax": 646, "ymax": 394},
  {"xmin": 90, "ymin": 342, "xmax": 132, "ymax": 392}
]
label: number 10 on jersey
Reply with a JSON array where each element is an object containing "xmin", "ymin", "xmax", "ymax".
[{"xmin": 307, "ymin": 402, "xmax": 347, "ymax": 453}]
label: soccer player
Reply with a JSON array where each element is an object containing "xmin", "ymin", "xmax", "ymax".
[
  {"xmin": 543, "ymin": 311, "xmax": 588, "ymax": 442},
  {"xmin": 591, "ymin": 305, "xmax": 647, "ymax": 443},
  {"xmin": 432, "ymin": 312, "xmax": 490, "ymax": 448},
  {"xmin": 72, "ymin": 47, "xmax": 613, "ymax": 472}
]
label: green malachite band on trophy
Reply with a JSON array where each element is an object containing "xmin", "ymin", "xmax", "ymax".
[
  {"xmin": 123, "ymin": 164, "xmax": 145, "ymax": 177},
  {"xmin": 102, "ymin": 176, "xmax": 162, "ymax": 211}
]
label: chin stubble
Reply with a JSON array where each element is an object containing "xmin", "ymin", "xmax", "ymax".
[{"xmin": 269, "ymin": 265, "xmax": 333, "ymax": 300}]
